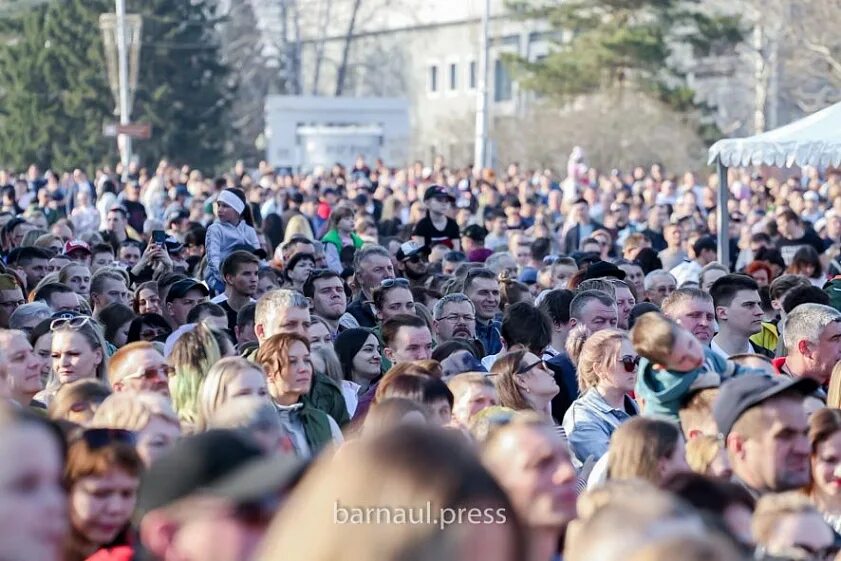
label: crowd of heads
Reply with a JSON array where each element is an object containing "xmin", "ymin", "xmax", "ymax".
[{"xmin": 2, "ymin": 156, "xmax": 841, "ymax": 561}]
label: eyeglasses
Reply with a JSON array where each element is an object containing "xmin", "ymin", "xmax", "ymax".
[
  {"xmin": 50, "ymin": 315, "xmax": 93, "ymax": 330},
  {"xmin": 380, "ymin": 278, "xmax": 410, "ymax": 288},
  {"xmin": 620, "ymin": 355, "xmax": 641, "ymax": 373},
  {"xmin": 0, "ymin": 298, "xmax": 24, "ymax": 309},
  {"xmin": 123, "ymin": 364, "xmax": 175, "ymax": 382},
  {"xmin": 77, "ymin": 428, "xmax": 137, "ymax": 449},
  {"xmin": 439, "ymin": 314, "xmax": 475, "ymax": 323},
  {"xmin": 516, "ymin": 359, "xmax": 546, "ymax": 375}
]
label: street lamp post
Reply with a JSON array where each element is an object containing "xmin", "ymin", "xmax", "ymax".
[
  {"xmin": 473, "ymin": 0, "xmax": 490, "ymax": 173},
  {"xmin": 115, "ymin": 0, "xmax": 132, "ymax": 174}
]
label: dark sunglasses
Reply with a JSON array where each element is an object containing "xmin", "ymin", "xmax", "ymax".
[
  {"xmin": 380, "ymin": 278, "xmax": 410, "ymax": 288},
  {"xmin": 78, "ymin": 428, "xmax": 137, "ymax": 449},
  {"xmin": 620, "ymin": 355, "xmax": 641, "ymax": 373},
  {"xmin": 516, "ymin": 359, "xmax": 546, "ymax": 375}
]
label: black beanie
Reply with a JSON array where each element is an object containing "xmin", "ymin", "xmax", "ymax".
[{"xmin": 334, "ymin": 328, "xmax": 375, "ymax": 380}]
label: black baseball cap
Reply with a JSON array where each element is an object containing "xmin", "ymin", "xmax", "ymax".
[
  {"xmin": 165, "ymin": 278, "xmax": 209, "ymax": 302},
  {"xmin": 423, "ymin": 185, "xmax": 455, "ymax": 203},
  {"xmin": 714, "ymin": 375, "xmax": 818, "ymax": 438},
  {"xmin": 581, "ymin": 260, "xmax": 626, "ymax": 281},
  {"xmin": 461, "ymin": 224, "xmax": 488, "ymax": 242},
  {"xmin": 135, "ymin": 430, "xmax": 306, "ymax": 521}
]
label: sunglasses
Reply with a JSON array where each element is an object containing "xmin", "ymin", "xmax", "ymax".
[
  {"xmin": 516, "ymin": 359, "xmax": 546, "ymax": 375},
  {"xmin": 50, "ymin": 315, "xmax": 93, "ymax": 331},
  {"xmin": 77, "ymin": 428, "xmax": 137, "ymax": 449},
  {"xmin": 620, "ymin": 355, "xmax": 641, "ymax": 373},
  {"xmin": 123, "ymin": 364, "xmax": 175, "ymax": 382},
  {"xmin": 380, "ymin": 278, "xmax": 410, "ymax": 288}
]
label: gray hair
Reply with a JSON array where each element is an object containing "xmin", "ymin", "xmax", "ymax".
[
  {"xmin": 432, "ymin": 293, "xmax": 475, "ymax": 320},
  {"xmin": 485, "ymin": 252, "xmax": 514, "ymax": 274},
  {"xmin": 577, "ymin": 278, "xmax": 616, "ymax": 298},
  {"xmin": 570, "ymin": 289, "xmax": 616, "ymax": 320},
  {"xmin": 352, "ymin": 244, "xmax": 390, "ymax": 270},
  {"xmin": 255, "ymin": 288, "xmax": 308, "ymax": 333},
  {"xmin": 9, "ymin": 302, "xmax": 51, "ymax": 330},
  {"xmin": 783, "ymin": 303, "xmax": 841, "ymax": 352},
  {"xmin": 644, "ymin": 269, "xmax": 677, "ymax": 291}
]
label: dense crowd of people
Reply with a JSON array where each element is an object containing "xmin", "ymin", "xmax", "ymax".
[{"xmin": 2, "ymin": 154, "xmax": 841, "ymax": 561}]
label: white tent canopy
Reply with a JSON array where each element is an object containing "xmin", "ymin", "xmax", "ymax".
[{"xmin": 708, "ymin": 101, "xmax": 841, "ymax": 168}]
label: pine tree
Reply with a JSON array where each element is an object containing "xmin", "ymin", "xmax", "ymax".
[
  {"xmin": 506, "ymin": 0, "xmax": 743, "ymax": 141},
  {"xmin": 129, "ymin": 0, "xmax": 233, "ymax": 174},
  {"xmin": 220, "ymin": 1, "xmax": 278, "ymax": 165},
  {"xmin": 0, "ymin": 0, "xmax": 115, "ymax": 170}
]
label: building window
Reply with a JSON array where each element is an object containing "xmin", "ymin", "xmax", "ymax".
[
  {"xmin": 468, "ymin": 61, "xmax": 476, "ymax": 89},
  {"xmin": 494, "ymin": 58, "xmax": 512, "ymax": 101},
  {"xmin": 449, "ymin": 63, "xmax": 457, "ymax": 90},
  {"xmin": 429, "ymin": 65, "xmax": 438, "ymax": 93}
]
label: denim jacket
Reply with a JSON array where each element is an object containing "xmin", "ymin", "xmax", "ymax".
[
  {"xmin": 475, "ymin": 318, "xmax": 502, "ymax": 356},
  {"xmin": 562, "ymin": 388, "xmax": 638, "ymax": 469}
]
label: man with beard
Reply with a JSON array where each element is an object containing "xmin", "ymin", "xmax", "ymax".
[
  {"xmin": 303, "ymin": 269, "xmax": 356, "ymax": 337},
  {"xmin": 432, "ymin": 293, "xmax": 476, "ymax": 344},
  {"xmin": 661, "ymin": 288, "xmax": 716, "ymax": 346},
  {"xmin": 395, "ymin": 240, "xmax": 428, "ymax": 285}
]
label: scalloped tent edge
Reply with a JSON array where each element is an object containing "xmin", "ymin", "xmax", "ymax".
[
  {"xmin": 708, "ymin": 101, "xmax": 841, "ymax": 168},
  {"xmin": 706, "ymin": 102, "xmax": 841, "ymax": 268}
]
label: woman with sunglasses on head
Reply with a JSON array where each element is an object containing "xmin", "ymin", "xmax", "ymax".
[
  {"xmin": 63, "ymin": 427, "xmax": 142, "ymax": 561},
  {"xmin": 0, "ymin": 406, "xmax": 67, "ymax": 561},
  {"xmin": 561, "ymin": 326, "xmax": 639, "ymax": 469},
  {"xmin": 371, "ymin": 278, "xmax": 415, "ymax": 323},
  {"xmin": 490, "ymin": 346, "xmax": 560, "ymax": 425},
  {"xmin": 51, "ymin": 316, "xmax": 109, "ymax": 385}
]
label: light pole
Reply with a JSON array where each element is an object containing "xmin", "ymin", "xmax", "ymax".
[
  {"xmin": 473, "ymin": 0, "xmax": 490, "ymax": 173},
  {"xmin": 115, "ymin": 0, "xmax": 132, "ymax": 174}
]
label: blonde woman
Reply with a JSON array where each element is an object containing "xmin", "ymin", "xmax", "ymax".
[
  {"xmin": 195, "ymin": 357, "xmax": 269, "ymax": 431},
  {"xmin": 562, "ymin": 327, "xmax": 639, "ymax": 468},
  {"xmin": 607, "ymin": 417, "xmax": 689, "ymax": 484},
  {"xmin": 91, "ymin": 391, "xmax": 181, "ymax": 467},
  {"xmin": 282, "ymin": 214, "xmax": 314, "ymax": 243}
]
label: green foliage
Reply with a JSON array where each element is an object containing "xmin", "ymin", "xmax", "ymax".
[
  {"xmin": 506, "ymin": 0, "xmax": 743, "ymax": 141},
  {"xmin": 0, "ymin": 0, "xmax": 233, "ymax": 173},
  {"xmin": 0, "ymin": 0, "xmax": 116, "ymax": 170},
  {"xmin": 129, "ymin": 0, "xmax": 233, "ymax": 173}
]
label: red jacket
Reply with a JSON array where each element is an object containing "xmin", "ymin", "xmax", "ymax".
[{"xmin": 86, "ymin": 545, "xmax": 134, "ymax": 561}]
